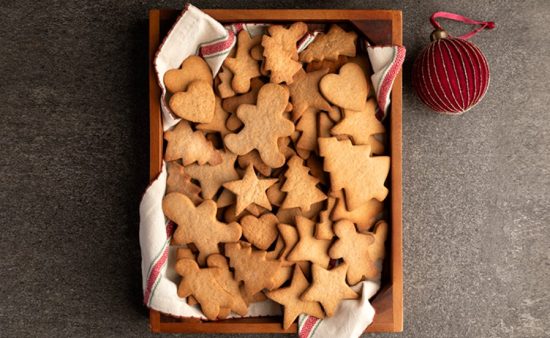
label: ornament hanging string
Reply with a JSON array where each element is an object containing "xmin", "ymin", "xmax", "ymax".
[{"xmin": 430, "ymin": 12, "xmax": 495, "ymax": 40}]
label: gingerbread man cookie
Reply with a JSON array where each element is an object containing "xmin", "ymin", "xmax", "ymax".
[{"xmin": 224, "ymin": 83, "xmax": 295, "ymax": 168}]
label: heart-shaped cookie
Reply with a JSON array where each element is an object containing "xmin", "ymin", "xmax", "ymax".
[
  {"xmin": 319, "ymin": 62, "xmax": 368, "ymax": 111},
  {"xmin": 169, "ymin": 80, "xmax": 215, "ymax": 123},
  {"xmin": 164, "ymin": 55, "xmax": 213, "ymax": 93},
  {"xmin": 241, "ymin": 213, "xmax": 279, "ymax": 250}
]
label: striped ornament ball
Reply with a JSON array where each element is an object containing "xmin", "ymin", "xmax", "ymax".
[{"xmin": 412, "ymin": 30, "xmax": 490, "ymax": 115}]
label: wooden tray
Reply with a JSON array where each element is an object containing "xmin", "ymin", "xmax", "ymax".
[{"xmin": 148, "ymin": 8, "xmax": 403, "ymax": 334}]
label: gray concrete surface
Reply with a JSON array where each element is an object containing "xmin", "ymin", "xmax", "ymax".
[{"xmin": 1, "ymin": 0, "xmax": 548, "ymax": 337}]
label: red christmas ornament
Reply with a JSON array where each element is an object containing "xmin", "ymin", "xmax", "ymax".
[{"xmin": 412, "ymin": 12, "xmax": 495, "ymax": 115}]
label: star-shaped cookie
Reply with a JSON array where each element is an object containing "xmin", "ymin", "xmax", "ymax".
[
  {"xmin": 223, "ymin": 165, "xmax": 278, "ymax": 215},
  {"xmin": 266, "ymin": 265, "xmax": 325, "ymax": 329},
  {"xmin": 301, "ymin": 263, "xmax": 359, "ymax": 316},
  {"xmin": 184, "ymin": 151, "xmax": 239, "ymax": 200}
]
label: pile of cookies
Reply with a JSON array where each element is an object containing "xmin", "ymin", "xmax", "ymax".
[{"xmin": 162, "ymin": 22, "xmax": 390, "ymax": 329}]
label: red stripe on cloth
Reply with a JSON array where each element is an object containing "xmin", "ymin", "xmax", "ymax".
[
  {"xmin": 166, "ymin": 220, "xmax": 175, "ymax": 237},
  {"xmin": 143, "ymin": 245, "xmax": 169, "ymax": 305},
  {"xmin": 234, "ymin": 23, "xmax": 244, "ymax": 32},
  {"xmin": 376, "ymin": 46, "xmax": 406, "ymax": 120},
  {"xmin": 200, "ymin": 30, "xmax": 235, "ymax": 56},
  {"xmin": 299, "ymin": 316, "xmax": 320, "ymax": 338},
  {"xmin": 143, "ymin": 221, "xmax": 176, "ymax": 305}
]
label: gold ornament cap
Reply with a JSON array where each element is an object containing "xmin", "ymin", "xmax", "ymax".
[{"xmin": 430, "ymin": 29, "xmax": 448, "ymax": 41}]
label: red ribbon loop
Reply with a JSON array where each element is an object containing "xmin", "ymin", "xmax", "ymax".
[{"xmin": 430, "ymin": 11, "xmax": 495, "ymax": 40}]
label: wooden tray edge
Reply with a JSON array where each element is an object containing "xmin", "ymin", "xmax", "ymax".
[{"xmin": 147, "ymin": 8, "xmax": 404, "ymax": 333}]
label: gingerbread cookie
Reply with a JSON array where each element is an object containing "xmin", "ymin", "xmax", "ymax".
[
  {"xmin": 250, "ymin": 44, "xmax": 264, "ymax": 61},
  {"xmin": 317, "ymin": 112, "xmax": 334, "ymax": 138},
  {"xmin": 315, "ymin": 196, "xmax": 336, "ymax": 240},
  {"xmin": 237, "ymin": 150, "xmax": 272, "ymax": 177},
  {"xmin": 164, "ymin": 121, "xmax": 222, "ymax": 165},
  {"xmin": 327, "ymin": 105, "xmax": 342, "ymax": 122},
  {"xmin": 184, "ymin": 151, "xmax": 239, "ymax": 200},
  {"xmin": 163, "ymin": 193, "xmax": 241, "ymax": 264},
  {"xmin": 166, "ymin": 161, "xmax": 202, "ymax": 205},
  {"xmin": 266, "ymin": 265, "xmax": 325, "ymax": 329},
  {"xmin": 296, "ymin": 148, "xmax": 311, "ymax": 160},
  {"xmin": 271, "ymin": 265, "xmax": 294, "ymax": 290},
  {"xmin": 222, "ymin": 77, "xmax": 264, "ymax": 114},
  {"xmin": 206, "ymin": 254, "xmax": 249, "ymax": 316},
  {"xmin": 176, "ymin": 247, "xmax": 195, "ymax": 260},
  {"xmin": 331, "ymin": 190, "xmax": 383, "ymax": 231},
  {"xmin": 368, "ymin": 135, "xmax": 385, "ymax": 155},
  {"xmin": 301, "ymin": 263, "xmax": 359, "ymax": 317},
  {"xmin": 288, "ymin": 68, "xmax": 334, "ymax": 121},
  {"xmin": 331, "ymin": 98, "xmax": 385, "ymax": 147},
  {"xmin": 164, "ymin": 55, "xmax": 213, "ymax": 93},
  {"xmin": 241, "ymin": 213, "xmax": 279, "ymax": 250},
  {"xmin": 277, "ymin": 223, "xmax": 299, "ymax": 266},
  {"xmin": 226, "ymin": 113, "xmax": 243, "ymax": 132},
  {"xmin": 196, "ymin": 96, "xmax": 231, "ymax": 137},
  {"xmin": 225, "ymin": 242, "xmax": 283, "ymax": 296},
  {"xmin": 217, "ymin": 66, "xmax": 236, "ymax": 98},
  {"xmin": 276, "ymin": 201, "xmax": 323, "ymax": 225},
  {"xmin": 287, "ymin": 216, "xmax": 331, "ymax": 268},
  {"xmin": 329, "ymin": 220, "xmax": 388, "ymax": 284},
  {"xmin": 240, "ymin": 285, "xmax": 268, "ymax": 305},
  {"xmin": 224, "ymin": 83, "xmax": 295, "ymax": 168},
  {"xmin": 348, "ymin": 56, "xmax": 376, "ymax": 98},
  {"xmin": 169, "ymin": 80, "xmax": 215, "ymax": 123},
  {"xmin": 281, "ymin": 155, "xmax": 326, "ymax": 212},
  {"xmin": 300, "ymin": 25, "xmax": 357, "ymax": 63},
  {"xmin": 224, "ymin": 30, "xmax": 262, "ymax": 93},
  {"xmin": 175, "ymin": 257, "xmax": 245, "ymax": 320},
  {"xmin": 245, "ymin": 203, "xmax": 269, "ymax": 217},
  {"xmin": 319, "ymin": 137, "xmax": 389, "ymax": 210},
  {"xmin": 262, "ymin": 22, "xmax": 308, "ymax": 84},
  {"xmin": 266, "ymin": 178, "xmax": 286, "ymax": 207},
  {"xmin": 223, "ymin": 204, "xmax": 252, "ymax": 223},
  {"xmin": 266, "ymin": 235, "xmax": 285, "ymax": 260},
  {"xmin": 320, "ymin": 62, "xmax": 368, "ymax": 111},
  {"xmin": 278, "ymin": 137, "xmax": 297, "ymax": 160},
  {"xmin": 306, "ymin": 55, "xmax": 349, "ymax": 73},
  {"xmin": 295, "ymin": 109, "xmax": 317, "ymax": 152},
  {"xmin": 216, "ymin": 188, "xmax": 235, "ymax": 208},
  {"xmin": 305, "ymin": 154, "xmax": 328, "ymax": 185},
  {"xmin": 223, "ymin": 165, "xmax": 278, "ymax": 215}
]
